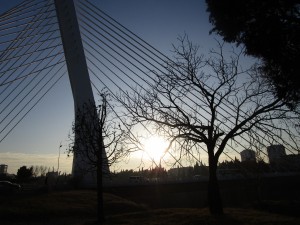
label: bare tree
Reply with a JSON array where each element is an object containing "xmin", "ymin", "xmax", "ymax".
[
  {"xmin": 68, "ymin": 93, "xmax": 131, "ymax": 223},
  {"xmin": 118, "ymin": 36, "xmax": 300, "ymax": 214},
  {"xmin": 39, "ymin": 165, "xmax": 48, "ymax": 177},
  {"xmin": 30, "ymin": 165, "xmax": 50, "ymax": 178},
  {"xmin": 31, "ymin": 166, "xmax": 40, "ymax": 178}
]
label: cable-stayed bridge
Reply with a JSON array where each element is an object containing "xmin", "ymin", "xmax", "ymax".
[{"xmin": 1, "ymin": 0, "xmax": 299, "ymax": 181}]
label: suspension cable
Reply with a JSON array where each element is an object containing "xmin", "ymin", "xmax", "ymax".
[{"xmin": 78, "ymin": 1, "xmax": 298, "ymax": 157}]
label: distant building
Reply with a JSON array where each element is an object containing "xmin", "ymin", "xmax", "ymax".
[
  {"xmin": 267, "ymin": 145, "xmax": 286, "ymax": 163},
  {"xmin": 0, "ymin": 164, "xmax": 8, "ymax": 174},
  {"xmin": 240, "ymin": 149, "xmax": 256, "ymax": 162},
  {"xmin": 168, "ymin": 166, "xmax": 193, "ymax": 179}
]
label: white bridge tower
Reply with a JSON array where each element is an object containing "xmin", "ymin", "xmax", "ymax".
[{"xmin": 54, "ymin": 0, "xmax": 108, "ymax": 186}]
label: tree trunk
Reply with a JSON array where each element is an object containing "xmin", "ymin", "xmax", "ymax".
[
  {"xmin": 97, "ymin": 149, "xmax": 105, "ymax": 223},
  {"xmin": 208, "ymin": 156, "xmax": 223, "ymax": 215}
]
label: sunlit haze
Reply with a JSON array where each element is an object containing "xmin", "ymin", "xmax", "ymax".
[{"xmin": 143, "ymin": 136, "xmax": 169, "ymax": 162}]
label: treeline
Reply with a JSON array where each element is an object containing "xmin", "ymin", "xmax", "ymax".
[
  {"xmin": 112, "ymin": 157, "xmax": 300, "ymax": 182},
  {"xmin": 113, "ymin": 166, "xmax": 168, "ymax": 181},
  {"xmin": 0, "ymin": 165, "xmax": 70, "ymax": 184},
  {"xmin": 2, "ymin": 156, "xmax": 299, "ymax": 184},
  {"xmin": 219, "ymin": 157, "xmax": 300, "ymax": 174}
]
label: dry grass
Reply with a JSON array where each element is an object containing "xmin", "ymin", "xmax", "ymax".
[
  {"xmin": 0, "ymin": 190, "xmax": 299, "ymax": 225},
  {"xmin": 105, "ymin": 208, "xmax": 300, "ymax": 225}
]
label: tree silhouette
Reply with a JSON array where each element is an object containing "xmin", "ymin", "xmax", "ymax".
[
  {"xmin": 17, "ymin": 166, "xmax": 33, "ymax": 181},
  {"xmin": 119, "ymin": 36, "xmax": 299, "ymax": 215},
  {"xmin": 206, "ymin": 0, "xmax": 300, "ymax": 108},
  {"xmin": 68, "ymin": 93, "xmax": 131, "ymax": 223}
]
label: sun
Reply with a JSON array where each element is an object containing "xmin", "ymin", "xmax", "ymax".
[{"xmin": 143, "ymin": 136, "xmax": 169, "ymax": 161}]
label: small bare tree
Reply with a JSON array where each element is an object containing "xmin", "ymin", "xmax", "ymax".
[
  {"xmin": 119, "ymin": 36, "xmax": 300, "ymax": 214},
  {"xmin": 68, "ymin": 93, "xmax": 131, "ymax": 223},
  {"xmin": 30, "ymin": 165, "xmax": 50, "ymax": 178},
  {"xmin": 39, "ymin": 165, "xmax": 48, "ymax": 177}
]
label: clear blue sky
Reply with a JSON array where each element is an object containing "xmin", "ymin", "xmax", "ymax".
[{"xmin": 0, "ymin": 0, "xmax": 218, "ymax": 174}]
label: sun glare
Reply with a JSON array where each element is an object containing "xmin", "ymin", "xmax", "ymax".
[{"xmin": 143, "ymin": 136, "xmax": 169, "ymax": 161}]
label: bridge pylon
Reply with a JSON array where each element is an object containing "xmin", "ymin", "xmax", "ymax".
[{"xmin": 54, "ymin": 0, "xmax": 109, "ymax": 187}]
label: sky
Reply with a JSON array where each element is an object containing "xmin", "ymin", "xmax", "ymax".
[{"xmin": 0, "ymin": 0, "xmax": 223, "ymax": 174}]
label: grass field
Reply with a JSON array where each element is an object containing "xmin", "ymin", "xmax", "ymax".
[{"xmin": 0, "ymin": 190, "xmax": 299, "ymax": 225}]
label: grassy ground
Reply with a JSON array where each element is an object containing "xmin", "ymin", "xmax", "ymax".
[{"xmin": 0, "ymin": 190, "xmax": 299, "ymax": 225}]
